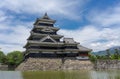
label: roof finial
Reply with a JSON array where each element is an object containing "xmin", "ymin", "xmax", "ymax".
[
  {"xmin": 42, "ymin": 12, "xmax": 50, "ymax": 19},
  {"xmin": 45, "ymin": 12, "xmax": 48, "ymax": 16}
]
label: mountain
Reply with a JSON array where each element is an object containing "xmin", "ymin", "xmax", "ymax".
[{"xmin": 91, "ymin": 46, "xmax": 120, "ymax": 56}]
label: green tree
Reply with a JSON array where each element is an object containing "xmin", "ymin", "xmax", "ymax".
[
  {"xmin": 0, "ymin": 51, "xmax": 6, "ymax": 64},
  {"xmin": 114, "ymin": 49, "xmax": 119, "ymax": 59},
  {"xmin": 106, "ymin": 49, "xmax": 110, "ymax": 59},
  {"xmin": 7, "ymin": 51, "xmax": 23, "ymax": 66},
  {"xmin": 109, "ymin": 54, "xmax": 115, "ymax": 60},
  {"xmin": 89, "ymin": 53, "xmax": 97, "ymax": 63}
]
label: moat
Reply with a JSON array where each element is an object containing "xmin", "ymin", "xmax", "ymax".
[
  {"xmin": 22, "ymin": 70, "xmax": 120, "ymax": 79},
  {"xmin": 0, "ymin": 70, "xmax": 120, "ymax": 79}
]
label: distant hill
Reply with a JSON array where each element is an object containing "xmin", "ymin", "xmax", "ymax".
[{"xmin": 91, "ymin": 46, "xmax": 120, "ymax": 56}]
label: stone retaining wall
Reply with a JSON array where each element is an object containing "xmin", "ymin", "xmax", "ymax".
[
  {"xmin": 16, "ymin": 58, "xmax": 93, "ymax": 71},
  {"xmin": 95, "ymin": 60, "xmax": 120, "ymax": 70},
  {"xmin": 0, "ymin": 64, "xmax": 8, "ymax": 70},
  {"xmin": 62, "ymin": 59, "xmax": 93, "ymax": 70}
]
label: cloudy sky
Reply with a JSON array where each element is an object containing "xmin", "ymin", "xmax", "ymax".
[{"xmin": 0, "ymin": 0, "xmax": 120, "ymax": 54}]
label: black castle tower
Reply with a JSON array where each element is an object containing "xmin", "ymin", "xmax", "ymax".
[{"xmin": 24, "ymin": 13, "xmax": 92, "ymax": 60}]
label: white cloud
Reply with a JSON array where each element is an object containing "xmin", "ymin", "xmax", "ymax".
[
  {"xmin": 0, "ymin": 24, "xmax": 30, "ymax": 54},
  {"xmin": 0, "ymin": 44, "xmax": 24, "ymax": 55},
  {"xmin": 88, "ymin": 4, "xmax": 120, "ymax": 27},
  {"xmin": 59, "ymin": 26, "xmax": 100, "ymax": 43},
  {"xmin": 0, "ymin": 11, "xmax": 7, "ymax": 22},
  {"xmin": 59, "ymin": 26, "xmax": 120, "ymax": 52},
  {"xmin": 0, "ymin": 0, "xmax": 89, "ymax": 20}
]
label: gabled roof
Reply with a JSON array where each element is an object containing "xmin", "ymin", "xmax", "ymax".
[
  {"xmin": 78, "ymin": 45, "xmax": 92, "ymax": 52},
  {"xmin": 40, "ymin": 35, "xmax": 57, "ymax": 43}
]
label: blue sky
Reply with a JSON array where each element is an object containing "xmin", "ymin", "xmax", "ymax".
[{"xmin": 0, "ymin": 0, "xmax": 120, "ymax": 54}]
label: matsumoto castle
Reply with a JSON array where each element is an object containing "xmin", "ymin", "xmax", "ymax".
[{"xmin": 24, "ymin": 13, "xmax": 92, "ymax": 60}]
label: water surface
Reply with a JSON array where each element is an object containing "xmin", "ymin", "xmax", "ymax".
[
  {"xmin": 22, "ymin": 70, "xmax": 120, "ymax": 79},
  {"xmin": 0, "ymin": 71, "xmax": 22, "ymax": 79},
  {"xmin": 0, "ymin": 70, "xmax": 120, "ymax": 79}
]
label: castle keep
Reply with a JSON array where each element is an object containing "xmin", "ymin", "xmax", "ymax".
[
  {"xmin": 16, "ymin": 13, "xmax": 93, "ymax": 71},
  {"xmin": 24, "ymin": 13, "xmax": 91, "ymax": 59}
]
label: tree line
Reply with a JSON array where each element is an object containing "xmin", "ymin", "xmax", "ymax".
[
  {"xmin": 0, "ymin": 51, "xmax": 23, "ymax": 69},
  {"xmin": 89, "ymin": 49, "xmax": 120, "ymax": 63}
]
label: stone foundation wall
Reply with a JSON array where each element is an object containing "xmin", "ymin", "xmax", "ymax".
[
  {"xmin": 95, "ymin": 60, "xmax": 120, "ymax": 70},
  {"xmin": 62, "ymin": 59, "xmax": 93, "ymax": 70},
  {"xmin": 16, "ymin": 58, "xmax": 93, "ymax": 71},
  {"xmin": 0, "ymin": 64, "xmax": 8, "ymax": 70}
]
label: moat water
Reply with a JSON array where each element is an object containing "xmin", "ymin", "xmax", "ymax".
[{"xmin": 0, "ymin": 70, "xmax": 120, "ymax": 79}]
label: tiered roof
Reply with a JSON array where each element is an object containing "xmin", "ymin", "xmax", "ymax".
[
  {"xmin": 24, "ymin": 13, "xmax": 92, "ymax": 56},
  {"xmin": 34, "ymin": 13, "xmax": 56, "ymax": 25}
]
